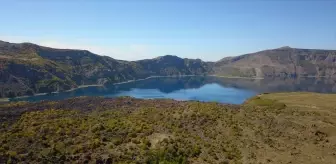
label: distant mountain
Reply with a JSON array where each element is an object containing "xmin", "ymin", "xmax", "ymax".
[
  {"xmin": 2, "ymin": 40, "xmax": 336, "ymax": 98},
  {"xmin": 137, "ymin": 55, "xmax": 212, "ymax": 76},
  {"xmin": 214, "ymin": 47, "xmax": 336, "ymax": 77},
  {"xmin": 0, "ymin": 41, "xmax": 210, "ymax": 98}
]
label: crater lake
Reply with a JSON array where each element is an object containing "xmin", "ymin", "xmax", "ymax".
[{"xmin": 9, "ymin": 76, "xmax": 336, "ymax": 104}]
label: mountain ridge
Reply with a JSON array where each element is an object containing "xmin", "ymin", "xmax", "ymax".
[
  {"xmin": 0, "ymin": 40, "xmax": 210, "ymax": 98},
  {"xmin": 214, "ymin": 46, "xmax": 336, "ymax": 77},
  {"xmin": 1, "ymin": 40, "xmax": 336, "ymax": 98}
]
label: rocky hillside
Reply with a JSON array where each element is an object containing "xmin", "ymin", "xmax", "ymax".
[
  {"xmin": 0, "ymin": 41, "xmax": 210, "ymax": 98},
  {"xmin": 214, "ymin": 46, "xmax": 336, "ymax": 77}
]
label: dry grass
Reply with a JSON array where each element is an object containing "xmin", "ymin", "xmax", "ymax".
[
  {"xmin": 240, "ymin": 92, "xmax": 336, "ymax": 163},
  {"xmin": 260, "ymin": 92, "xmax": 336, "ymax": 109}
]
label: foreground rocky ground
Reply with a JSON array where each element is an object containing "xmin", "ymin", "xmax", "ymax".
[{"xmin": 0, "ymin": 93, "xmax": 336, "ymax": 163}]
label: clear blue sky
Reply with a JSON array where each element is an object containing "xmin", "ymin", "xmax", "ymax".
[{"xmin": 0, "ymin": 0, "xmax": 335, "ymax": 61}]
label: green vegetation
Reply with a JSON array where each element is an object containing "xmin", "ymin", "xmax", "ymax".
[
  {"xmin": 0, "ymin": 99, "xmax": 240, "ymax": 163},
  {"xmin": 1, "ymin": 93, "xmax": 336, "ymax": 163}
]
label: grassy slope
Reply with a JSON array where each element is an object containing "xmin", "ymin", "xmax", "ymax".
[
  {"xmin": 242, "ymin": 93, "xmax": 336, "ymax": 163},
  {"xmin": 0, "ymin": 93, "xmax": 336, "ymax": 163}
]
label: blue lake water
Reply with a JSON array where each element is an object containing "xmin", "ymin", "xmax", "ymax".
[
  {"xmin": 110, "ymin": 83, "xmax": 257, "ymax": 104},
  {"xmin": 10, "ymin": 76, "xmax": 336, "ymax": 104}
]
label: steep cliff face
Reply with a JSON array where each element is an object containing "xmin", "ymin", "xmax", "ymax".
[
  {"xmin": 214, "ymin": 47, "xmax": 336, "ymax": 77},
  {"xmin": 0, "ymin": 41, "xmax": 211, "ymax": 98}
]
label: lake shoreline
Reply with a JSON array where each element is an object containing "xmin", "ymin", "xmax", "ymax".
[
  {"xmin": 2, "ymin": 75, "xmax": 258, "ymax": 102},
  {"xmin": 208, "ymin": 75, "xmax": 264, "ymax": 79},
  {"xmin": 2, "ymin": 74, "xmax": 331, "ymax": 102}
]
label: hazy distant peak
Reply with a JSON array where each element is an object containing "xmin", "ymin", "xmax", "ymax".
[
  {"xmin": 155, "ymin": 55, "xmax": 181, "ymax": 60},
  {"xmin": 277, "ymin": 46, "xmax": 292, "ymax": 49}
]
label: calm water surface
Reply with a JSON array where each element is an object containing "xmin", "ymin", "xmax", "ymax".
[{"xmin": 10, "ymin": 76, "xmax": 336, "ymax": 104}]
